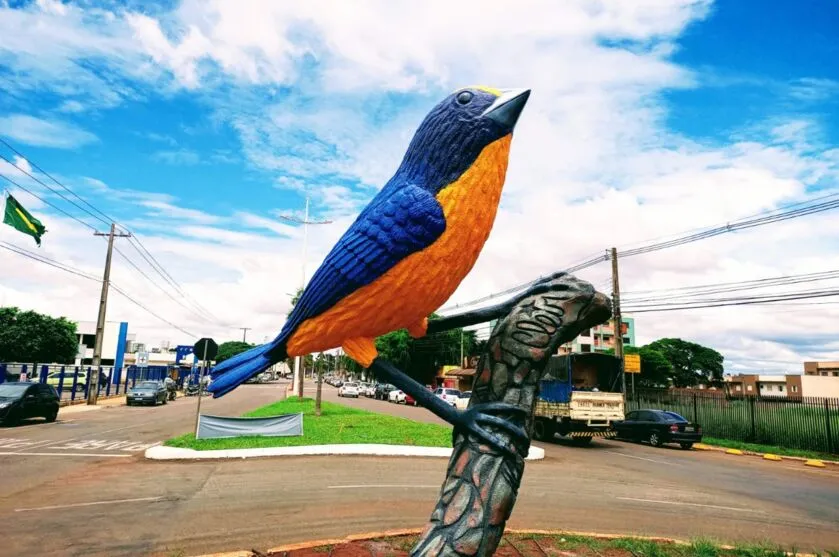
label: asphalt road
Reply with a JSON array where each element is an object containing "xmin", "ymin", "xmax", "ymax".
[{"xmin": 0, "ymin": 381, "xmax": 837, "ymax": 557}]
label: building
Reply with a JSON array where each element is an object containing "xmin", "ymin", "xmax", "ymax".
[
  {"xmin": 74, "ymin": 320, "xmax": 134, "ymax": 368},
  {"xmin": 558, "ymin": 317, "xmax": 636, "ymax": 355},
  {"xmin": 723, "ymin": 373, "xmax": 839, "ymax": 399},
  {"xmin": 803, "ymin": 361, "xmax": 839, "ymax": 377}
]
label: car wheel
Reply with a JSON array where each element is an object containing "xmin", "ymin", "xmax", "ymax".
[
  {"xmin": 649, "ymin": 432, "xmax": 662, "ymax": 447},
  {"xmin": 46, "ymin": 408, "xmax": 58, "ymax": 423},
  {"xmin": 679, "ymin": 442, "xmax": 693, "ymax": 450}
]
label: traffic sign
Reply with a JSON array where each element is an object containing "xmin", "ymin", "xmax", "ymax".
[
  {"xmin": 193, "ymin": 338, "xmax": 218, "ymax": 361},
  {"xmin": 137, "ymin": 351, "xmax": 149, "ymax": 368},
  {"xmin": 624, "ymin": 353, "xmax": 641, "ymax": 373}
]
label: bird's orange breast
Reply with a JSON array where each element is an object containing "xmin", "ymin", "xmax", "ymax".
[{"xmin": 286, "ymin": 134, "xmax": 513, "ymax": 356}]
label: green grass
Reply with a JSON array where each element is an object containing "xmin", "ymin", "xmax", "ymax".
[
  {"xmin": 702, "ymin": 437, "xmax": 836, "ymax": 461},
  {"xmin": 165, "ymin": 396, "xmax": 452, "ymax": 450}
]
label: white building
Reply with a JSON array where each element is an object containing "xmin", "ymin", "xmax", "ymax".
[{"xmin": 74, "ymin": 320, "xmax": 134, "ymax": 367}]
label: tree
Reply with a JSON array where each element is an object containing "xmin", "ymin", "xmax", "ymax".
[
  {"xmin": 0, "ymin": 307, "xmax": 78, "ymax": 364},
  {"xmin": 645, "ymin": 338, "xmax": 724, "ymax": 387},
  {"xmin": 633, "ymin": 346, "xmax": 674, "ymax": 388},
  {"xmin": 215, "ymin": 341, "xmax": 255, "ymax": 364}
]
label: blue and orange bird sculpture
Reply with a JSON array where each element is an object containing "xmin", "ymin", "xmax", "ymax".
[{"xmin": 210, "ymin": 86, "xmax": 532, "ymax": 455}]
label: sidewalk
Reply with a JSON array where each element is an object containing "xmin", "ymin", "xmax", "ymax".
[{"xmin": 60, "ymin": 394, "xmax": 125, "ymax": 414}]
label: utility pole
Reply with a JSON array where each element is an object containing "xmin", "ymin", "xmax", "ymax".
[
  {"xmin": 460, "ymin": 329, "xmax": 465, "ymax": 368},
  {"xmin": 279, "ymin": 196, "xmax": 332, "ymax": 399},
  {"xmin": 610, "ymin": 247, "xmax": 626, "ymax": 401},
  {"xmin": 89, "ymin": 224, "xmax": 131, "ymax": 405},
  {"xmin": 239, "ymin": 327, "xmax": 251, "ymax": 343}
]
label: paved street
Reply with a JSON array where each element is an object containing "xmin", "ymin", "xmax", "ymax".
[{"xmin": 0, "ymin": 381, "xmax": 837, "ymax": 556}]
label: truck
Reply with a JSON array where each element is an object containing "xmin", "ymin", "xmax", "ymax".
[{"xmin": 533, "ymin": 352, "xmax": 625, "ymax": 445}]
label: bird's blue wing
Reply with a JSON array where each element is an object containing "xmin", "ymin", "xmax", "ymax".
[
  {"xmin": 209, "ymin": 183, "xmax": 445, "ymax": 397},
  {"xmin": 276, "ymin": 183, "xmax": 446, "ymax": 346}
]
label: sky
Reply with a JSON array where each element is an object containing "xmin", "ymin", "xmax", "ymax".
[{"xmin": 1, "ymin": 0, "xmax": 838, "ymax": 375}]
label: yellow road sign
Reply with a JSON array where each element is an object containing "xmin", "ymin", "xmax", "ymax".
[{"xmin": 624, "ymin": 353, "xmax": 641, "ymax": 373}]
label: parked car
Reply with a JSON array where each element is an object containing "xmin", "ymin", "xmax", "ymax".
[
  {"xmin": 614, "ymin": 409, "xmax": 702, "ymax": 449},
  {"xmin": 0, "ymin": 382, "xmax": 60, "ymax": 425},
  {"xmin": 359, "ymin": 383, "xmax": 375, "ymax": 397},
  {"xmin": 388, "ymin": 389, "xmax": 405, "ymax": 403},
  {"xmin": 375, "ymin": 383, "xmax": 396, "ymax": 400},
  {"xmin": 338, "ymin": 382, "xmax": 360, "ymax": 398},
  {"xmin": 403, "ymin": 392, "xmax": 418, "ymax": 406},
  {"xmin": 434, "ymin": 387, "xmax": 462, "ymax": 406},
  {"xmin": 46, "ymin": 370, "xmax": 88, "ymax": 393},
  {"xmin": 126, "ymin": 381, "xmax": 168, "ymax": 406},
  {"xmin": 455, "ymin": 391, "xmax": 471, "ymax": 410}
]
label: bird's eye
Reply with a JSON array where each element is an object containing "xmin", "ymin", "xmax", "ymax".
[{"xmin": 456, "ymin": 91, "xmax": 473, "ymax": 105}]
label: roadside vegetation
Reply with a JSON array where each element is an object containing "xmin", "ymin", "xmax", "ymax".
[{"xmin": 166, "ymin": 396, "xmax": 452, "ymax": 450}]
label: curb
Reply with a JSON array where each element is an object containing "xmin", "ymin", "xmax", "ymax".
[
  {"xmin": 693, "ymin": 443, "xmax": 837, "ymax": 468},
  {"xmin": 145, "ymin": 444, "xmax": 546, "ymax": 461},
  {"xmin": 188, "ymin": 528, "xmax": 820, "ymax": 557}
]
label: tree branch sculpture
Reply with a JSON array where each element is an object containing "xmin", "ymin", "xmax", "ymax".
[{"xmin": 411, "ymin": 273, "xmax": 612, "ymax": 556}]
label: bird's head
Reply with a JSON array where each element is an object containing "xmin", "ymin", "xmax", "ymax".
[{"xmin": 396, "ymin": 86, "xmax": 530, "ymax": 194}]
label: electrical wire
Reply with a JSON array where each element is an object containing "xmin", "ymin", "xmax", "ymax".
[
  {"xmin": 0, "ymin": 152, "xmax": 111, "ymax": 227},
  {"xmin": 0, "ymin": 173, "xmax": 98, "ymax": 232},
  {"xmin": 0, "ymin": 139, "xmax": 218, "ymax": 323},
  {"xmin": 0, "ymin": 241, "xmax": 197, "ymax": 337}
]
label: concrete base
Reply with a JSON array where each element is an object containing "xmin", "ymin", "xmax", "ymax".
[{"xmin": 146, "ymin": 443, "xmax": 545, "ymax": 461}]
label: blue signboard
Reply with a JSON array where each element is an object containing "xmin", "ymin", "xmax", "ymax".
[{"xmin": 175, "ymin": 345, "xmax": 194, "ymax": 365}]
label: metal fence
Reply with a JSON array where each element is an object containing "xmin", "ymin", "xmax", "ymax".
[
  {"xmin": 0, "ymin": 362, "xmax": 178, "ymax": 403},
  {"xmin": 628, "ymin": 388, "xmax": 839, "ymax": 455}
]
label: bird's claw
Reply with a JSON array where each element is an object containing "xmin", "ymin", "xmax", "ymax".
[{"xmin": 453, "ymin": 402, "xmax": 530, "ymax": 458}]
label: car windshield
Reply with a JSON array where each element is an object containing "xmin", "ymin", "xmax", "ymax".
[
  {"xmin": 660, "ymin": 411, "xmax": 688, "ymax": 422},
  {"xmin": 461, "ymin": 392, "xmax": 472, "ymax": 398},
  {"xmin": 0, "ymin": 383, "xmax": 29, "ymax": 397},
  {"xmin": 345, "ymin": 383, "xmax": 358, "ymax": 388},
  {"xmin": 445, "ymin": 389, "xmax": 461, "ymax": 395}
]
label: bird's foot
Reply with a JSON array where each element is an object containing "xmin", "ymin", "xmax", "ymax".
[{"xmin": 453, "ymin": 402, "xmax": 530, "ymax": 458}]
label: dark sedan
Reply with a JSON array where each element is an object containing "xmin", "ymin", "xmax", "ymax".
[
  {"xmin": 614, "ymin": 409, "xmax": 702, "ymax": 449},
  {"xmin": 0, "ymin": 382, "xmax": 60, "ymax": 425},
  {"xmin": 126, "ymin": 381, "xmax": 168, "ymax": 406}
]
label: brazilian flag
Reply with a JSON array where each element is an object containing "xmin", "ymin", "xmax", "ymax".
[{"xmin": 3, "ymin": 194, "xmax": 46, "ymax": 246}]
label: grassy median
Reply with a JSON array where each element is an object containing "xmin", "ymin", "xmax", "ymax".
[{"xmin": 166, "ymin": 396, "xmax": 452, "ymax": 450}]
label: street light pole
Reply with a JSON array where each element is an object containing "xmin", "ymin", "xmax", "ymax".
[{"xmin": 279, "ymin": 196, "xmax": 332, "ymax": 399}]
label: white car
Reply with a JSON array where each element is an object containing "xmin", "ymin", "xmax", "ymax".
[
  {"xmin": 455, "ymin": 391, "xmax": 471, "ymax": 410},
  {"xmin": 388, "ymin": 389, "xmax": 405, "ymax": 403},
  {"xmin": 338, "ymin": 382, "xmax": 360, "ymax": 398},
  {"xmin": 358, "ymin": 382, "xmax": 374, "ymax": 397},
  {"xmin": 435, "ymin": 387, "xmax": 462, "ymax": 406}
]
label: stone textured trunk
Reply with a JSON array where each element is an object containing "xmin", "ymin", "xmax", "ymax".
[{"xmin": 411, "ymin": 274, "xmax": 611, "ymax": 557}]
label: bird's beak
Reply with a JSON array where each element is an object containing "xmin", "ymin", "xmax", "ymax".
[{"xmin": 482, "ymin": 88, "xmax": 531, "ymax": 132}]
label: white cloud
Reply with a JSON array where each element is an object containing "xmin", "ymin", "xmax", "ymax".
[
  {"xmin": 151, "ymin": 149, "xmax": 201, "ymax": 165},
  {"xmin": 0, "ymin": 114, "xmax": 98, "ymax": 149},
  {"xmin": 1, "ymin": 0, "xmax": 838, "ymax": 375}
]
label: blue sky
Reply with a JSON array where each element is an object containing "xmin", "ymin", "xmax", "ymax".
[{"xmin": 0, "ymin": 0, "xmax": 838, "ymax": 374}]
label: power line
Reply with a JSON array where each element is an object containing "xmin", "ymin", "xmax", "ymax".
[
  {"xmin": 0, "ymin": 173, "xmax": 98, "ymax": 231},
  {"xmin": 111, "ymin": 244, "xmax": 222, "ymax": 326},
  {"xmin": 1, "ymin": 139, "xmax": 216, "ymax": 323},
  {"xmin": 0, "ymin": 137, "xmax": 117, "ymax": 224},
  {"xmin": 0, "ymin": 151, "xmax": 110, "ymax": 227},
  {"xmin": 0, "ymin": 240, "xmax": 197, "ymax": 337},
  {"xmin": 619, "ymin": 197, "xmax": 839, "ymax": 258},
  {"xmin": 623, "ymin": 287, "xmax": 839, "ymax": 313},
  {"xmin": 622, "ymin": 268, "xmax": 839, "ymax": 304}
]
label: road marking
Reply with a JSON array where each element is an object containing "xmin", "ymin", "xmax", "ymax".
[
  {"xmin": 606, "ymin": 450, "xmax": 674, "ymax": 465},
  {"xmin": 24, "ymin": 420, "xmax": 156, "ymax": 451},
  {"xmin": 616, "ymin": 497, "xmax": 761, "ymax": 513},
  {"xmin": 327, "ymin": 484, "xmax": 439, "ymax": 489},
  {"xmin": 14, "ymin": 496, "xmax": 166, "ymax": 512},
  {"xmin": 0, "ymin": 452, "xmax": 132, "ymax": 458}
]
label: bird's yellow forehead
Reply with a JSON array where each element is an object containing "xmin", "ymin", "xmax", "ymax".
[{"xmin": 454, "ymin": 85, "xmax": 502, "ymax": 97}]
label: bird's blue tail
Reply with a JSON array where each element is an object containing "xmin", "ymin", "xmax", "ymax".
[{"xmin": 208, "ymin": 341, "xmax": 287, "ymax": 398}]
